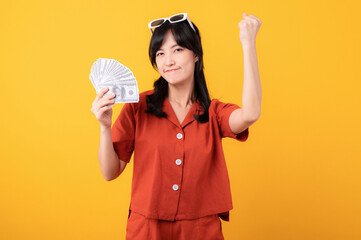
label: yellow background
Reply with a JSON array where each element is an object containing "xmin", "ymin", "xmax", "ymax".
[{"xmin": 1, "ymin": 0, "xmax": 360, "ymax": 239}]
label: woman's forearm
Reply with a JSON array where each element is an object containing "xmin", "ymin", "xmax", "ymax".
[
  {"xmin": 241, "ymin": 44, "xmax": 262, "ymax": 120},
  {"xmin": 98, "ymin": 126, "xmax": 122, "ymax": 181}
]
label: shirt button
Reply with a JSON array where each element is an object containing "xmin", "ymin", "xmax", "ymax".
[
  {"xmin": 177, "ymin": 133, "xmax": 183, "ymax": 139},
  {"xmin": 175, "ymin": 159, "xmax": 182, "ymax": 165},
  {"xmin": 172, "ymin": 184, "xmax": 179, "ymax": 191}
]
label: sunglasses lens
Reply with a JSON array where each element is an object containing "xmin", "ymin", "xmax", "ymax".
[
  {"xmin": 170, "ymin": 14, "xmax": 185, "ymax": 22},
  {"xmin": 150, "ymin": 19, "xmax": 165, "ymax": 27}
]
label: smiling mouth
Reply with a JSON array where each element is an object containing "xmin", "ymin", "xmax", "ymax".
[{"xmin": 165, "ymin": 69, "xmax": 179, "ymax": 73}]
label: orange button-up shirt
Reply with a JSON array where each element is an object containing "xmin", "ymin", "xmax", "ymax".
[{"xmin": 111, "ymin": 89, "xmax": 249, "ymax": 221}]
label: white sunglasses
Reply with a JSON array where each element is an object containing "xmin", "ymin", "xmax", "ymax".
[{"xmin": 148, "ymin": 13, "xmax": 196, "ymax": 34}]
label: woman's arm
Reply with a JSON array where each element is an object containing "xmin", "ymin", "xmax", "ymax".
[
  {"xmin": 91, "ymin": 87, "xmax": 127, "ymax": 181},
  {"xmin": 99, "ymin": 125, "xmax": 127, "ymax": 181},
  {"xmin": 229, "ymin": 13, "xmax": 262, "ymax": 134}
]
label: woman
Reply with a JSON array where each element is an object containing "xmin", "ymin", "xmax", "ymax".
[{"xmin": 91, "ymin": 12, "xmax": 262, "ymax": 240}]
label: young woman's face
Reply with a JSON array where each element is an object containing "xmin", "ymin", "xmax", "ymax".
[{"xmin": 155, "ymin": 30, "xmax": 199, "ymax": 86}]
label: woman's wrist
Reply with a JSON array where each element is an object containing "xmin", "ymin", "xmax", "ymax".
[
  {"xmin": 100, "ymin": 124, "xmax": 111, "ymax": 133},
  {"xmin": 242, "ymin": 41, "xmax": 256, "ymax": 50}
]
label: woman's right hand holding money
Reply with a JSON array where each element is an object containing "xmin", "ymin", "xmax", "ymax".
[{"xmin": 91, "ymin": 87, "xmax": 115, "ymax": 129}]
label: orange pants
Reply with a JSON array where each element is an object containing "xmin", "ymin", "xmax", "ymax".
[{"xmin": 126, "ymin": 211, "xmax": 224, "ymax": 240}]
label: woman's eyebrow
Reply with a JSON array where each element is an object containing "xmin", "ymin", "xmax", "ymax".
[{"xmin": 158, "ymin": 44, "xmax": 180, "ymax": 51}]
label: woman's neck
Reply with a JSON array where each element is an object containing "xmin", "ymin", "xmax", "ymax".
[{"xmin": 167, "ymin": 81, "xmax": 195, "ymax": 108}]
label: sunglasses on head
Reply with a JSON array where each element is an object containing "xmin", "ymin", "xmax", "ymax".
[{"xmin": 148, "ymin": 13, "xmax": 196, "ymax": 34}]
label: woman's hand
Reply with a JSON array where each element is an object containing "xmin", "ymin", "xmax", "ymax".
[
  {"xmin": 91, "ymin": 87, "xmax": 116, "ymax": 129},
  {"xmin": 238, "ymin": 13, "xmax": 262, "ymax": 47}
]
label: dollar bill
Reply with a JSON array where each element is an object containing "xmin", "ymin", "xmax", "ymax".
[
  {"xmin": 97, "ymin": 83, "xmax": 139, "ymax": 105},
  {"xmin": 89, "ymin": 58, "xmax": 139, "ymax": 105}
]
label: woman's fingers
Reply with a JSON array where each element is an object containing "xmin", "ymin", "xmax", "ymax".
[
  {"xmin": 241, "ymin": 17, "xmax": 260, "ymax": 26},
  {"xmin": 92, "ymin": 88, "xmax": 115, "ymax": 107},
  {"xmin": 91, "ymin": 87, "xmax": 114, "ymax": 128},
  {"xmin": 96, "ymin": 105, "xmax": 111, "ymax": 118},
  {"xmin": 242, "ymin": 13, "xmax": 262, "ymax": 25},
  {"xmin": 95, "ymin": 87, "xmax": 110, "ymax": 102},
  {"xmin": 95, "ymin": 98, "xmax": 115, "ymax": 112},
  {"xmin": 92, "ymin": 95, "xmax": 114, "ymax": 114},
  {"xmin": 92, "ymin": 87, "xmax": 108, "ymax": 107},
  {"xmin": 249, "ymin": 15, "xmax": 262, "ymax": 24},
  {"xmin": 238, "ymin": 13, "xmax": 262, "ymax": 46}
]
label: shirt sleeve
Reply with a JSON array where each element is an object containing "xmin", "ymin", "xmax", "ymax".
[
  {"xmin": 214, "ymin": 99, "xmax": 249, "ymax": 142},
  {"xmin": 111, "ymin": 103, "xmax": 136, "ymax": 163}
]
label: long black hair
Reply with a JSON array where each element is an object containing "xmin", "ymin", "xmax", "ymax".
[{"xmin": 145, "ymin": 19, "xmax": 211, "ymax": 123}]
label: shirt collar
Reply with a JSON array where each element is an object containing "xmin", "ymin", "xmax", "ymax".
[{"xmin": 162, "ymin": 97, "xmax": 203, "ymax": 129}]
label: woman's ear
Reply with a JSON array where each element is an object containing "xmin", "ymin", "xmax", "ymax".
[{"xmin": 194, "ymin": 55, "xmax": 199, "ymax": 63}]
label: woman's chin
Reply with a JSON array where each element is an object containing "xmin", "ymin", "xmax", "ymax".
[{"xmin": 165, "ymin": 79, "xmax": 181, "ymax": 85}]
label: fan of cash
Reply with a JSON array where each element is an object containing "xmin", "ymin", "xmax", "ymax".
[{"xmin": 89, "ymin": 58, "xmax": 139, "ymax": 106}]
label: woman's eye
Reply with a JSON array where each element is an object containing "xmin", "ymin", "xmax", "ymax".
[{"xmin": 156, "ymin": 49, "xmax": 182, "ymax": 56}]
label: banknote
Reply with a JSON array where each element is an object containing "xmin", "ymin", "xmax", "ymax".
[
  {"xmin": 97, "ymin": 83, "xmax": 139, "ymax": 104},
  {"xmin": 89, "ymin": 58, "xmax": 139, "ymax": 105}
]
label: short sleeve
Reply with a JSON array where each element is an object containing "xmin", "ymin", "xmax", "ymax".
[
  {"xmin": 111, "ymin": 103, "xmax": 136, "ymax": 163},
  {"xmin": 213, "ymin": 99, "xmax": 249, "ymax": 142}
]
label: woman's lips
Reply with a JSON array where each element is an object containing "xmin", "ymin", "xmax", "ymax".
[{"xmin": 165, "ymin": 68, "xmax": 179, "ymax": 73}]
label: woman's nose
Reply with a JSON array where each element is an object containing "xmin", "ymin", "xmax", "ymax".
[{"xmin": 165, "ymin": 54, "xmax": 175, "ymax": 66}]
